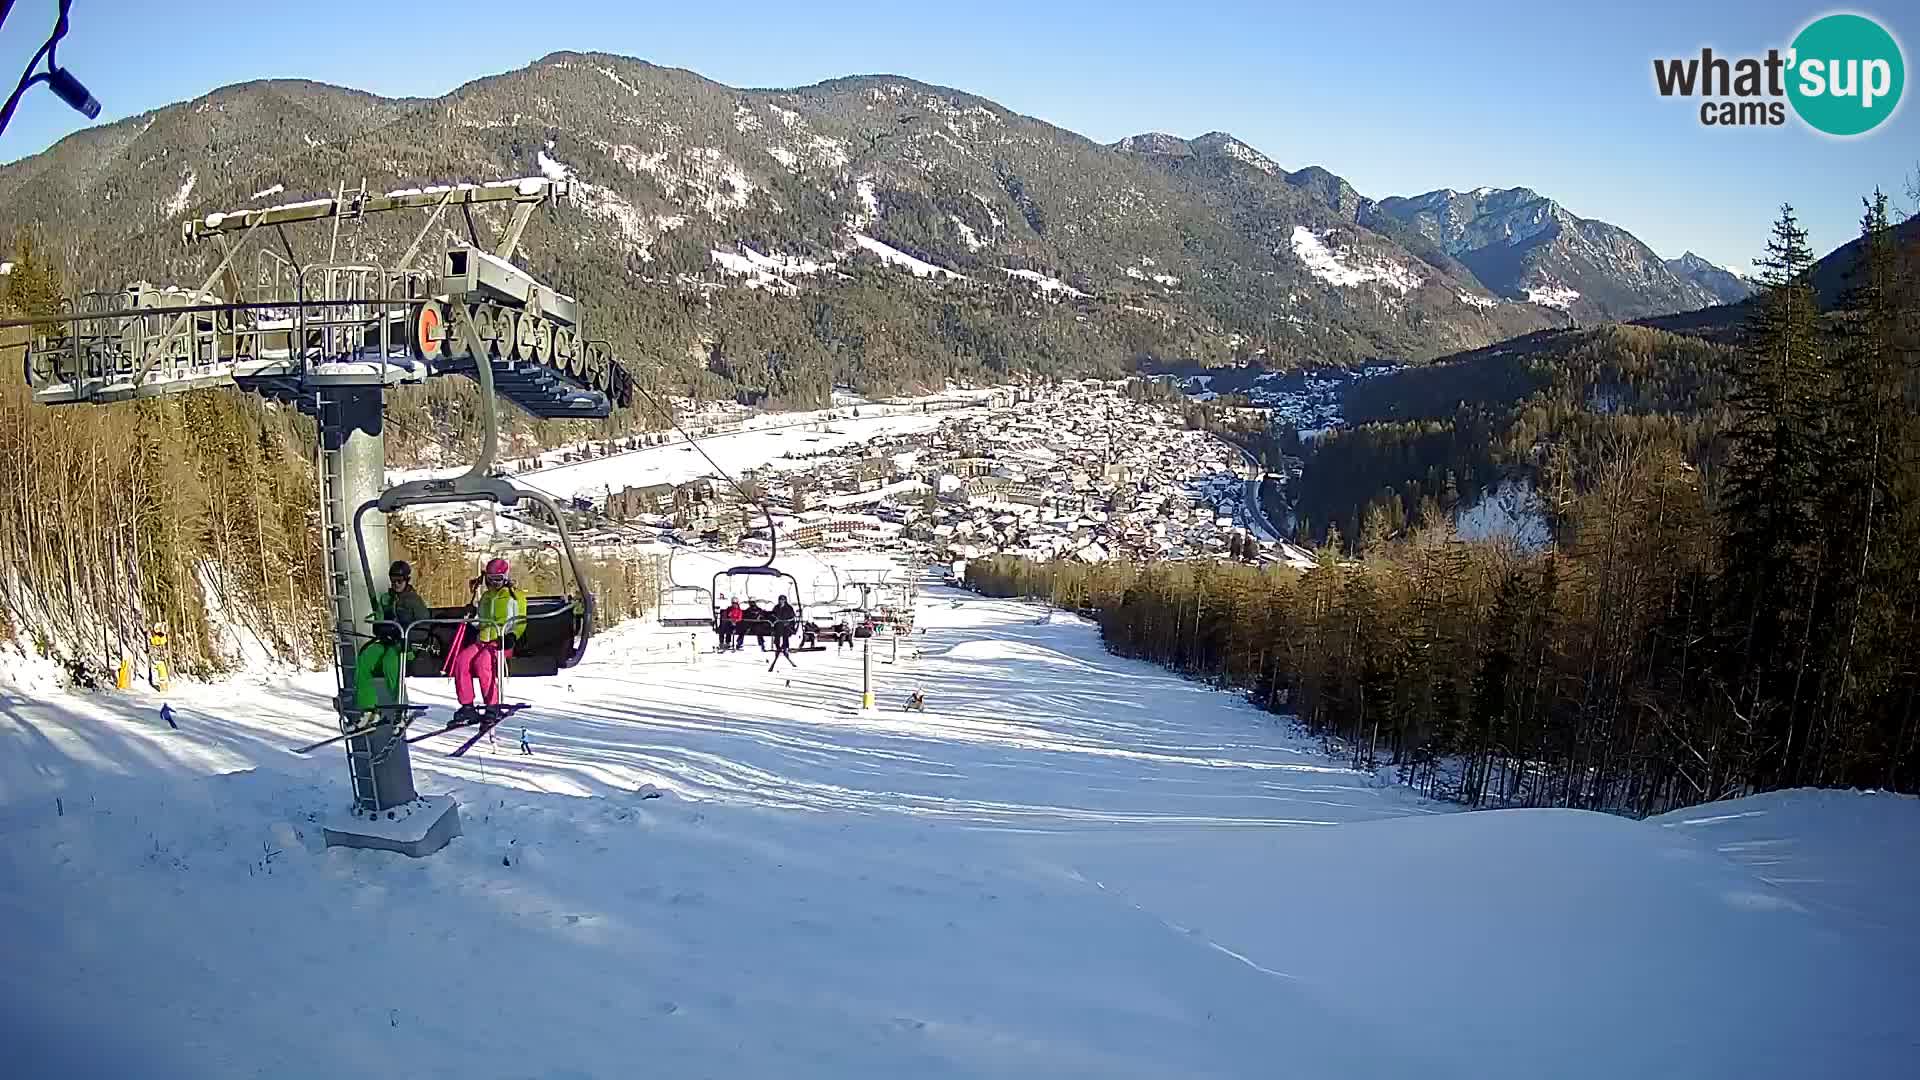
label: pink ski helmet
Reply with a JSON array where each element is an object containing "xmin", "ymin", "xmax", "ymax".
[{"xmin": 484, "ymin": 557, "xmax": 510, "ymax": 581}]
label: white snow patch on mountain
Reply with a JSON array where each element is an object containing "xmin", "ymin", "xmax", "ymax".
[
  {"xmin": 804, "ymin": 133, "xmax": 849, "ymax": 169},
  {"xmin": 1457, "ymin": 291, "xmax": 1500, "ymax": 310},
  {"xmin": 850, "ymin": 234, "xmax": 965, "ymax": 279},
  {"xmin": 953, "ymin": 218, "xmax": 984, "ymax": 250},
  {"xmin": 1153, "ymin": 273, "xmax": 1180, "ymax": 287},
  {"xmin": 766, "ymin": 145, "xmax": 798, "ymax": 170},
  {"xmin": 601, "ymin": 143, "xmax": 669, "ymax": 178},
  {"xmin": 1126, "ymin": 266, "xmax": 1145, "ymax": 280},
  {"xmin": 1524, "ymin": 282, "xmax": 1581, "ymax": 309},
  {"xmin": 1217, "ymin": 138, "xmax": 1279, "ymax": 174},
  {"xmin": 1455, "ymin": 477, "xmax": 1552, "ymax": 551},
  {"xmin": 1004, "ymin": 268, "xmax": 1087, "ymax": 298},
  {"xmin": 768, "ymin": 103, "xmax": 801, "ymax": 129},
  {"xmin": 597, "ymin": 65, "xmax": 640, "ymax": 97},
  {"xmin": 710, "ymin": 250, "xmax": 797, "ymax": 293},
  {"xmin": 163, "ymin": 170, "xmax": 196, "ymax": 216},
  {"xmin": 713, "ymin": 245, "xmax": 831, "ymax": 279},
  {"xmin": 849, "ymin": 177, "xmax": 880, "ymax": 228},
  {"xmin": 587, "ymin": 143, "xmax": 754, "ymax": 217},
  {"xmin": 733, "ymin": 104, "xmax": 762, "ymax": 134},
  {"xmin": 249, "ymin": 183, "xmax": 284, "ymax": 201},
  {"xmin": 534, "ymin": 151, "xmax": 658, "ymax": 257},
  {"xmin": 1290, "ymin": 227, "xmax": 1422, "ymax": 293}
]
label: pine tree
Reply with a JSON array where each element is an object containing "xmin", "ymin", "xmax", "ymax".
[{"xmin": 1717, "ymin": 204, "xmax": 1823, "ymax": 783}]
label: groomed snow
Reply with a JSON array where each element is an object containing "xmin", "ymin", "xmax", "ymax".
[
  {"xmin": 1289, "ymin": 227, "xmax": 1422, "ymax": 293},
  {"xmin": 3, "ymin": 587, "xmax": 1914, "ymax": 1079}
]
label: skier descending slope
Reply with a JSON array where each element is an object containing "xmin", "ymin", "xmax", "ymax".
[{"xmin": 450, "ymin": 558, "xmax": 526, "ymax": 724}]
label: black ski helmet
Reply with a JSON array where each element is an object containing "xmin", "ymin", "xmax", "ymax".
[{"xmin": 389, "ymin": 560, "xmax": 412, "ymax": 580}]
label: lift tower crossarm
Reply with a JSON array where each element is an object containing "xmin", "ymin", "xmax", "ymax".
[{"xmin": 182, "ymin": 177, "xmax": 571, "ymax": 246}]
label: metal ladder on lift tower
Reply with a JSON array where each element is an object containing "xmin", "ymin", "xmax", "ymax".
[{"xmin": 314, "ymin": 390, "xmax": 383, "ymax": 810}]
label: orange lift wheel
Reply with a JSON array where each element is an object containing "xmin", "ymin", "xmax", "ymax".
[{"xmin": 411, "ymin": 300, "xmax": 445, "ymax": 363}]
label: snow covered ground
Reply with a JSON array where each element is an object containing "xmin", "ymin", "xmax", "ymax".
[
  {"xmin": 2, "ymin": 576, "xmax": 1916, "ymax": 1078},
  {"xmin": 504, "ymin": 404, "xmax": 982, "ymax": 504}
]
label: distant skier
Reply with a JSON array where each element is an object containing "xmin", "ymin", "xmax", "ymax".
[
  {"xmin": 519, "ymin": 727, "xmax": 532, "ymax": 755},
  {"xmin": 450, "ymin": 558, "xmax": 525, "ymax": 723},
  {"xmin": 353, "ymin": 560, "xmax": 431, "ymax": 722},
  {"xmin": 834, "ymin": 619, "xmax": 854, "ymax": 652},
  {"xmin": 904, "ymin": 691, "xmax": 926, "ymax": 713}
]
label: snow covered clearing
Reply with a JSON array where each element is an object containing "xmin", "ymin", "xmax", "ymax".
[
  {"xmin": 597, "ymin": 65, "xmax": 641, "ymax": 98},
  {"xmin": 163, "ymin": 170, "xmax": 196, "ymax": 216},
  {"xmin": 1003, "ymin": 268, "xmax": 1087, "ymax": 298},
  {"xmin": 849, "ymin": 177, "xmax": 880, "ymax": 228},
  {"xmin": 1289, "ymin": 227, "xmax": 1422, "ymax": 293},
  {"xmin": 2, "ymin": 583, "xmax": 1914, "ymax": 1078},
  {"xmin": 1524, "ymin": 281, "xmax": 1581, "ymax": 309},
  {"xmin": 1456, "ymin": 290, "xmax": 1500, "ymax": 309},
  {"xmin": 851, "ymin": 234, "xmax": 966, "ymax": 279},
  {"xmin": 1454, "ymin": 477, "xmax": 1552, "ymax": 551}
]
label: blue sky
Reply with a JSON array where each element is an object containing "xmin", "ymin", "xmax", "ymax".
[{"xmin": 3, "ymin": 0, "xmax": 1913, "ymax": 274}]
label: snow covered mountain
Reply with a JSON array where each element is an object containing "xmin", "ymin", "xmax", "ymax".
[
  {"xmin": 0, "ymin": 53, "xmax": 1729, "ymax": 392},
  {"xmin": 1362, "ymin": 187, "xmax": 1724, "ymax": 321},
  {"xmin": 4, "ymin": 581, "xmax": 1917, "ymax": 1078},
  {"xmin": 1665, "ymin": 250, "xmax": 1754, "ymax": 304}
]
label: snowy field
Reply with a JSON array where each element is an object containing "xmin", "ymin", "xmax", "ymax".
[
  {"xmin": 517, "ymin": 408, "xmax": 969, "ymax": 503},
  {"xmin": 2, "ymin": 576, "xmax": 1917, "ymax": 1078}
]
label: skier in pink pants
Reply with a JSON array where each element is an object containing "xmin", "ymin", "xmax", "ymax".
[{"xmin": 450, "ymin": 558, "xmax": 526, "ymax": 722}]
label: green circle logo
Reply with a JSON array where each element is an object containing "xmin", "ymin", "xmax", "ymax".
[{"xmin": 1787, "ymin": 13, "xmax": 1905, "ymax": 136}]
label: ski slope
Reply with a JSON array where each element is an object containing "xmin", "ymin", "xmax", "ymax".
[{"xmin": 2, "ymin": 578, "xmax": 1916, "ymax": 1079}]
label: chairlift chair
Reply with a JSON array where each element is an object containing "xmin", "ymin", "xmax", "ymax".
[
  {"xmin": 351, "ymin": 348, "xmax": 593, "ymax": 690},
  {"xmin": 353, "ymin": 475, "xmax": 594, "ymax": 680}
]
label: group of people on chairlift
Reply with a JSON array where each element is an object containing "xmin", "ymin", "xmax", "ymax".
[
  {"xmin": 354, "ymin": 557, "xmax": 527, "ymax": 725},
  {"xmin": 717, "ymin": 594, "xmax": 799, "ymax": 653}
]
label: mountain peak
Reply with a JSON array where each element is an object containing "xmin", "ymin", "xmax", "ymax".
[
  {"xmin": 1665, "ymin": 251, "xmax": 1754, "ymax": 303},
  {"xmin": 1112, "ymin": 132, "xmax": 1193, "ymax": 156},
  {"xmin": 1190, "ymin": 131, "xmax": 1280, "ymax": 174}
]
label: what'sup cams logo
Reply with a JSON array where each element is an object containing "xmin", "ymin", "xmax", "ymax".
[{"xmin": 1654, "ymin": 12, "xmax": 1905, "ymax": 135}]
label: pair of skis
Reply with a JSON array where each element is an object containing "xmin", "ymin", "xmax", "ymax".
[
  {"xmin": 293, "ymin": 705, "xmax": 431, "ymax": 755},
  {"xmin": 406, "ymin": 702, "xmax": 531, "ymax": 757},
  {"xmin": 294, "ymin": 702, "xmax": 527, "ymax": 759}
]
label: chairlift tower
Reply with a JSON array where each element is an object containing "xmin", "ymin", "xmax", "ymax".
[
  {"xmin": 843, "ymin": 567, "xmax": 893, "ymax": 709},
  {"xmin": 3, "ymin": 176, "xmax": 631, "ymax": 856}
]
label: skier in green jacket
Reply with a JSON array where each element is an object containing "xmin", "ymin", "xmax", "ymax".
[{"xmin": 353, "ymin": 560, "xmax": 432, "ymax": 716}]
